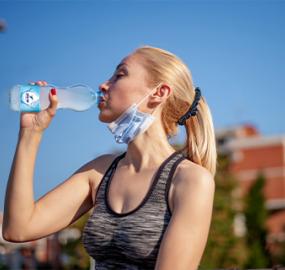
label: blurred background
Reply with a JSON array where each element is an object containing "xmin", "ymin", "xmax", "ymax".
[{"xmin": 0, "ymin": 0, "xmax": 284, "ymax": 269}]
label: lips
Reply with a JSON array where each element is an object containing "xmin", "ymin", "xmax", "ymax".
[
  {"xmin": 97, "ymin": 93, "xmax": 108, "ymax": 109},
  {"xmin": 98, "ymin": 99, "xmax": 106, "ymax": 109},
  {"xmin": 100, "ymin": 95, "xmax": 108, "ymax": 102}
]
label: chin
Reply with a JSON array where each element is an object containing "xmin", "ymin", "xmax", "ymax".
[{"xmin": 98, "ymin": 111, "xmax": 116, "ymax": 123}]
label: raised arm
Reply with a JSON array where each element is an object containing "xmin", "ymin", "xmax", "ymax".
[
  {"xmin": 2, "ymin": 81, "xmax": 114, "ymax": 242},
  {"xmin": 3, "ymin": 80, "xmax": 58, "ymax": 242},
  {"xmin": 2, "ymin": 127, "xmax": 91, "ymax": 242},
  {"xmin": 3, "ymin": 127, "xmax": 113, "ymax": 242}
]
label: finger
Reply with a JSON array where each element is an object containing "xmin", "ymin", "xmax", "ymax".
[
  {"xmin": 39, "ymin": 80, "xmax": 48, "ymax": 86},
  {"xmin": 36, "ymin": 81, "xmax": 45, "ymax": 86},
  {"xmin": 46, "ymin": 88, "xmax": 58, "ymax": 117}
]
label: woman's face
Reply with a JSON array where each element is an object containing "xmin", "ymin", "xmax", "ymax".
[{"xmin": 98, "ymin": 53, "xmax": 153, "ymax": 123}]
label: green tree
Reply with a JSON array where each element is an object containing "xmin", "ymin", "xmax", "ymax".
[
  {"xmin": 271, "ymin": 229, "xmax": 285, "ymax": 266},
  {"xmin": 243, "ymin": 172, "xmax": 272, "ymax": 268},
  {"xmin": 199, "ymin": 153, "xmax": 247, "ymax": 269}
]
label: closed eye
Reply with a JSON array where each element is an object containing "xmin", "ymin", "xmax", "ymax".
[
  {"xmin": 110, "ymin": 67, "xmax": 128, "ymax": 82},
  {"xmin": 112, "ymin": 73, "xmax": 124, "ymax": 81}
]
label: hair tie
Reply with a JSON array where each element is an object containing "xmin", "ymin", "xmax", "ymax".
[{"xmin": 177, "ymin": 87, "xmax": 202, "ymax": 126}]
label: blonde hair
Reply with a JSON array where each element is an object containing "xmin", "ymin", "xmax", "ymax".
[{"xmin": 133, "ymin": 45, "xmax": 217, "ymax": 177}]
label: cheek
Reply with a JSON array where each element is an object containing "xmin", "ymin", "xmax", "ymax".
[
  {"xmin": 108, "ymin": 87, "xmax": 134, "ymax": 111},
  {"xmin": 99, "ymin": 80, "xmax": 139, "ymax": 123},
  {"xmin": 98, "ymin": 96, "xmax": 129, "ymax": 123}
]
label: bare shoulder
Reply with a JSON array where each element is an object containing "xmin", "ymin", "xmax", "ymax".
[
  {"xmin": 83, "ymin": 153, "xmax": 117, "ymax": 183},
  {"xmin": 70, "ymin": 152, "xmax": 119, "ymax": 203},
  {"xmin": 175, "ymin": 159, "xmax": 215, "ymax": 186},
  {"xmin": 172, "ymin": 159, "xmax": 215, "ymax": 209}
]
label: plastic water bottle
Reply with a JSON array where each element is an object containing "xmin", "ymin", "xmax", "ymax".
[{"xmin": 9, "ymin": 83, "xmax": 104, "ymax": 112}]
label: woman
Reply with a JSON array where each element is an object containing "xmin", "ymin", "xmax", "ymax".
[{"xmin": 3, "ymin": 46, "xmax": 217, "ymax": 270}]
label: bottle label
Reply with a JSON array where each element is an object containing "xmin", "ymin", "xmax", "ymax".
[{"xmin": 20, "ymin": 85, "xmax": 40, "ymax": 112}]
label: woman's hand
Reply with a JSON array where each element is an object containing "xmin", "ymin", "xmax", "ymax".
[{"xmin": 20, "ymin": 80, "xmax": 58, "ymax": 133}]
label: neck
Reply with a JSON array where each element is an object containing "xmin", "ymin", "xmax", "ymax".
[{"xmin": 120, "ymin": 119, "xmax": 176, "ymax": 172}]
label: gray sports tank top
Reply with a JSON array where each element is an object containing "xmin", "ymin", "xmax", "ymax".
[{"xmin": 82, "ymin": 150, "xmax": 186, "ymax": 270}]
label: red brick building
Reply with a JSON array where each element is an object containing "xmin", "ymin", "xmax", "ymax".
[{"xmin": 216, "ymin": 124, "xmax": 285, "ymax": 253}]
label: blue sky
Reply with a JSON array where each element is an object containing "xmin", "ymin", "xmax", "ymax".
[{"xmin": 0, "ymin": 0, "xmax": 284, "ymax": 211}]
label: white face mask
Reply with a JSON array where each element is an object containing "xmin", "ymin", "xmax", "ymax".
[{"xmin": 107, "ymin": 84, "xmax": 161, "ymax": 144}]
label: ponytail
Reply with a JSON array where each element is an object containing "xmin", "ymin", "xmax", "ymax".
[{"xmin": 183, "ymin": 95, "xmax": 217, "ymax": 176}]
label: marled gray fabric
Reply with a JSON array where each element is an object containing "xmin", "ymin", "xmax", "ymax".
[{"xmin": 82, "ymin": 151, "xmax": 186, "ymax": 270}]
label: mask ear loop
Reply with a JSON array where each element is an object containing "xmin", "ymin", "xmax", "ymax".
[{"xmin": 135, "ymin": 83, "xmax": 163, "ymax": 110}]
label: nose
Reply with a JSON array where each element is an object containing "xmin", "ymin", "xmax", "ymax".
[{"xmin": 99, "ymin": 80, "xmax": 110, "ymax": 93}]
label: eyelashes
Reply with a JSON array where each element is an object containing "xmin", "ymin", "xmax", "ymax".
[
  {"xmin": 116, "ymin": 74, "xmax": 124, "ymax": 78},
  {"xmin": 111, "ymin": 73, "xmax": 124, "ymax": 81}
]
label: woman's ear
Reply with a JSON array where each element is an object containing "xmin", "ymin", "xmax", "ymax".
[
  {"xmin": 154, "ymin": 83, "xmax": 172, "ymax": 100},
  {"xmin": 149, "ymin": 83, "xmax": 172, "ymax": 109},
  {"xmin": 159, "ymin": 84, "xmax": 172, "ymax": 99}
]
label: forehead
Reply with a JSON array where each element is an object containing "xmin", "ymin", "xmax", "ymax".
[{"xmin": 116, "ymin": 54, "xmax": 147, "ymax": 75}]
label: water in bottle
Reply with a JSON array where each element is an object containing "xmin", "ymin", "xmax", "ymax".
[{"xmin": 9, "ymin": 84, "xmax": 104, "ymax": 112}]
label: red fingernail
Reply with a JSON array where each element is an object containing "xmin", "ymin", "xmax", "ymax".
[{"xmin": 51, "ymin": 88, "xmax": 57, "ymax": 96}]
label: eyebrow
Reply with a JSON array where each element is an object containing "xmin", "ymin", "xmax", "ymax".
[{"xmin": 115, "ymin": 63, "xmax": 128, "ymax": 71}]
